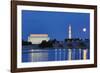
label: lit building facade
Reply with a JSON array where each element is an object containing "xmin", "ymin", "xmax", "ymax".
[{"xmin": 28, "ymin": 34, "xmax": 50, "ymax": 44}]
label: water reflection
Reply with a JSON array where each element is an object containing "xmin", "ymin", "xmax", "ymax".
[{"xmin": 22, "ymin": 46, "xmax": 90, "ymax": 62}]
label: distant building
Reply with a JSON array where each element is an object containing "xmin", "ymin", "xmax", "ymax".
[{"xmin": 28, "ymin": 34, "xmax": 50, "ymax": 44}]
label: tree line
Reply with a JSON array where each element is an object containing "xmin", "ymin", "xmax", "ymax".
[
  {"xmin": 22, "ymin": 38, "xmax": 89, "ymax": 49},
  {"xmin": 38, "ymin": 38, "xmax": 89, "ymax": 49}
]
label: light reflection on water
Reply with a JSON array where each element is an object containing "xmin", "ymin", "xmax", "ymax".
[{"xmin": 22, "ymin": 46, "xmax": 90, "ymax": 62}]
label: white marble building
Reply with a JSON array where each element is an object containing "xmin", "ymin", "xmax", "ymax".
[{"xmin": 28, "ymin": 34, "xmax": 50, "ymax": 44}]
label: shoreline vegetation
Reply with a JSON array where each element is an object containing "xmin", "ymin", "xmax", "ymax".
[{"xmin": 22, "ymin": 38, "xmax": 89, "ymax": 49}]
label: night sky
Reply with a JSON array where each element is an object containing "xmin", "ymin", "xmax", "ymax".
[{"xmin": 22, "ymin": 10, "xmax": 90, "ymax": 41}]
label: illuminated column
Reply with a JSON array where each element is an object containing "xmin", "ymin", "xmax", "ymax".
[{"xmin": 68, "ymin": 25, "xmax": 72, "ymax": 60}]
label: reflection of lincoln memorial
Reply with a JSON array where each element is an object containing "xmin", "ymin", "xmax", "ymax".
[{"xmin": 22, "ymin": 25, "xmax": 89, "ymax": 62}]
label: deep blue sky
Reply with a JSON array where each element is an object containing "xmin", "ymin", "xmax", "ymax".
[{"xmin": 22, "ymin": 10, "xmax": 90, "ymax": 41}]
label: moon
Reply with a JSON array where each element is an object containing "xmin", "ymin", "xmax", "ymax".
[{"xmin": 83, "ymin": 28, "xmax": 86, "ymax": 32}]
